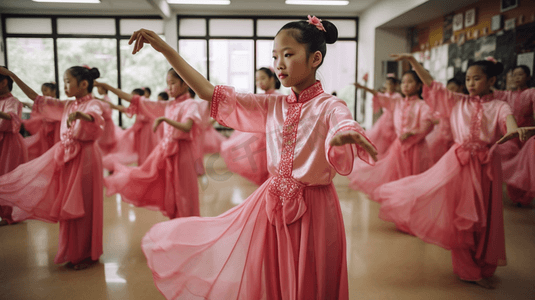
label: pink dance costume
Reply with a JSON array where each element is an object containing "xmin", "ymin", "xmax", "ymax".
[
  {"xmin": 23, "ymin": 105, "xmax": 61, "ymax": 160},
  {"xmin": 141, "ymin": 82, "xmax": 375, "ymax": 300},
  {"xmin": 493, "ymin": 88, "xmax": 535, "ymax": 205},
  {"xmin": 376, "ymin": 81, "xmax": 511, "ymax": 281},
  {"xmin": 0, "ymin": 94, "xmax": 105, "ymax": 264},
  {"xmin": 0, "ymin": 93, "xmax": 28, "ymax": 224},
  {"xmin": 201, "ymin": 124, "xmax": 226, "ymax": 154},
  {"xmin": 104, "ymin": 94, "xmax": 204, "ymax": 219},
  {"xmin": 219, "ymin": 89, "xmax": 281, "ymax": 185},
  {"xmin": 501, "ymin": 136, "xmax": 535, "ymax": 205},
  {"xmin": 366, "ymin": 92, "xmax": 400, "ymax": 156},
  {"xmin": 426, "ymin": 111, "xmax": 454, "ymax": 164},
  {"xmin": 129, "ymin": 96, "xmax": 163, "ymax": 166},
  {"xmin": 348, "ymin": 94, "xmax": 433, "ymax": 199}
]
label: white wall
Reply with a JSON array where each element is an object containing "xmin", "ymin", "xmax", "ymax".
[
  {"xmin": 357, "ymin": 0, "xmax": 427, "ymax": 128},
  {"xmin": 0, "ymin": 14, "xmax": 4, "ymax": 66}
]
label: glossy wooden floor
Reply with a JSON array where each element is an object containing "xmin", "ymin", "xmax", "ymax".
[{"xmin": 1, "ymin": 155, "xmax": 534, "ymax": 300}]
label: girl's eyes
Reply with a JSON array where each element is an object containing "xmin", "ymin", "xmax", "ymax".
[{"xmin": 284, "ymin": 53, "xmax": 292, "ymax": 57}]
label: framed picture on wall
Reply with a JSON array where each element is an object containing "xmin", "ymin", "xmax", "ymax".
[
  {"xmin": 491, "ymin": 15, "xmax": 503, "ymax": 31},
  {"xmin": 504, "ymin": 18, "xmax": 516, "ymax": 30},
  {"xmin": 501, "ymin": 0, "xmax": 518, "ymax": 13},
  {"xmin": 465, "ymin": 8, "xmax": 476, "ymax": 28},
  {"xmin": 453, "ymin": 13, "xmax": 464, "ymax": 31}
]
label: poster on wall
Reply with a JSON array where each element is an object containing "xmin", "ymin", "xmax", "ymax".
[
  {"xmin": 453, "ymin": 13, "xmax": 464, "ymax": 31},
  {"xmin": 443, "ymin": 14, "xmax": 454, "ymax": 43},
  {"xmin": 465, "ymin": 9, "xmax": 476, "ymax": 28},
  {"xmin": 517, "ymin": 52, "xmax": 534, "ymax": 75},
  {"xmin": 505, "ymin": 18, "xmax": 516, "ymax": 30},
  {"xmin": 501, "ymin": 0, "xmax": 518, "ymax": 13}
]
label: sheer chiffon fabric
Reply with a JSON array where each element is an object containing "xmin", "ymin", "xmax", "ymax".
[
  {"xmin": 142, "ymin": 82, "xmax": 375, "ymax": 300},
  {"xmin": 0, "ymin": 94, "xmax": 105, "ymax": 264},
  {"xmin": 202, "ymin": 125, "xmax": 226, "ymax": 154},
  {"xmin": 365, "ymin": 92, "xmax": 400, "ymax": 156},
  {"xmin": 0, "ymin": 94, "xmax": 28, "ymax": 224},
  {"xmin": 348, "ymin": 94, "xmax": 433, "ymax": 198},
  {"xmin": 501, "ymin": 136, "xmax": 535, "ymax": 205},
  {"xmin": 23, "ymin": 106, "xmax": 61, "ymax": 160},
  {"xmin": 426, "ymin": 112, "xmax": 454, "ymax": 164},
  {"xmin": 104, "ymin": 98, "xmax": 204, "ymax": 219},
  {"xmin": 376, "ymin": 82, "xmax": 511, "ymax": 280}
]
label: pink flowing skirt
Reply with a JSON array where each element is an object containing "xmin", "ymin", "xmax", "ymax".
[
  {"xmin": 365, "ymin": 111, "xmax": 396, "ymax": 156},
  {"xmin": 102, "ymin": 125, "xmax": 138, "ymax": 171},
  {"xmin": 23, "ymin": 120, "xmax": 61, "ymax": 161},
  {"xmin": 141, "ymin": 181, "xmax": 348, "ymax": 300},
  {"xmin": 348, "ymin": 137, "xmax": 431, "ymax": 199},
  {"xmin": 0, "ymin": 142, "xmax": 103, "ymax": 264},
  {"xmin": 202, "ymin": 126, "xmax": 227, "ymax": 154},
  {"xmin": 104, "ymin": 140, "xmax": 199, "ymax": 219},
  {"xmin": 220, "ymin": 131, "xmax": 270, "ymax": 186},
  {"xmin": 502, "ymin": 137, "xmax": 535, "ymax": 205},
  {"xmin": 135, "ymin": 118, "xmax": 161, "ymax": 166},
  {"xmin": 375, "ymin": 144, "xmax": 506, "ymax": 268}
]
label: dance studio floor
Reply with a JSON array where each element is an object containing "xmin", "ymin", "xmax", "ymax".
[{"xmin": 1, "ymin": 155, "xmax": 534, "ymax": 300}]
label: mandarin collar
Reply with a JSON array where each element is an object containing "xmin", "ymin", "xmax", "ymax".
[
  {"xmin": 472, "ymin": 92, "xmax": 495, "ymax": 103},
  {"xmin": 0, "ymin": 93, "xmax": 13, "ymax": 101},
  {"xmin": 75, "ymin": 94, "xmax": 93, "ymax": 103},
  {"xmin": 402, "ymin": 94, "xmax": 420, "ymax": 102},
  {"xmin": 172, "ymin": 92, "xmax": 191, "ymax": 103},
  {"xmin": 265, "ymin": 89, "xmax": 277, "ymax": 95},
  {"xmin": 286, "ymin": 81, "xmax": 324, "ymax": 104}
]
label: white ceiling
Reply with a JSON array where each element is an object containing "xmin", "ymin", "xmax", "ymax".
[{"xmin": 0, "ymin": 0, "xmax": 377, "ymax": 16}]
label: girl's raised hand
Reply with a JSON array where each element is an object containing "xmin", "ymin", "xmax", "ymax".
[
  {"xmin": 329, "ymin": 130, "xmax": 378, "ymax": 162},
  {"xmin": 496, "ymin": 127, "xmax": 535, "ymax": 144},
  {"xmin": 0, "ymin": 66, "xmax": 12, "ymax": 76},
  {"xmin": 153, "ymin": 116, "xmax": 166, "ymax": 132},
  {"xmin": 390, "ymin": 53, "xmax": 414, "ymax": 61},
  {"xmin": 129, "ymin": 29, "xmax": 170, "ymax": 55}
]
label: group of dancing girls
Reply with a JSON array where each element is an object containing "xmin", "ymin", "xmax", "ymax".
[{"xmin": 0, "ymin": 14, "xmax": 533, "ymax": 299}]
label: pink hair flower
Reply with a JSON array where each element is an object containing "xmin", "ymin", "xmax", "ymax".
[
  {"xmin": 362, "ymin": 72, "xmax": 369, "ymax": 82},
  {"xmin": 82, "ymin": 64, "xmax": 91, "ymax": 70},
  {"xmin": 387, "ymin": 73, "xmax": 396, "ymax": 78},
  {"xmin": 485, "ymin": 56, "xmax": 497, "ymax": 64},
  {"xmin": 307, "ymin": 15, "xmax": 326, "ymax": 32}
]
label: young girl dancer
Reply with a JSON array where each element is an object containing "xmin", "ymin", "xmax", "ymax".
[
  {"xmin": 353, "ymin": 75, "xmax": 400, "ymax": 156},
  {"xmin": 348, "ymin": 70, "xmax": 433, "ymax": 199},
  {"xmin": 376, "ymin": 54, "xmax": 532, "ymax": 289},
  {"xmin": 0, "ymin": 67, "xmax": 28, "ymax": 226},
  {"xmin": 129, "ymin": 15, "xmax": 377, "ymax": 299},
  {"xmin": 0, "ymin": 66, "xmax": 105, "ymax": 269},
  {"xmin": 219, "ymin": 67, "xmax": 281, "ymax": 185},
  {"xmin": 23, "ymin": 82, "xmax": 62, "ymax": 160},
  {"xmin": 493, "ymin": 65, "xmax": 535, "ymax": 206},
  {"xmin": 100, "ymin": 69, "xmax": 206, "ymax": 219}
]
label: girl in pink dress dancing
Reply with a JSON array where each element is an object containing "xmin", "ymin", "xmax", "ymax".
[
  {"xmin": 0, "ymin": 66, "xmax": 106, "ymax": 270},
  {"xmin": 128, "ymin": 15, "xmax": 377, "ymax": 299},
  {"xmin": 376, "ymin": 54, "xmax": 534, "ymax": 289},
  {"xmin": 219, "ymin": 67, "xmax": 282, "ymax": 185},
  {"xmin": 0, "ymin": 67, "xmax": 28, "ymax": 226},
  {"xmin": 493, "ymin": 65, "xmax": 535, "ymax": 206},
  {"xmin": 348, "ymin": 70, "xmax": 434, "ymax": 199},
  {"xmin": 100, "ymin": 69, "xmax": 206, "ymax": 219},
  {"xmin": 354, "ymin": 75, "xmax": 400, "ymax": 156}
]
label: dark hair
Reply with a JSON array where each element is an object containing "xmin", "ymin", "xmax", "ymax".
[
  {"xmin": 143, "ymin": 87, "xmax": 152, "ymax": 96},
  {"xmin": 514, "ymin": 65, "xmax": 531, "ymax": 77},
  {"xmin": 168, "ymin": 68, "xmax": 183, "ymax": 82},
  {"xmin": 277, "ymin": 17, "xmax": 338, "ymax": 68},
  {"xmin": 42, "ymin": 82, "xmax": 57, "ymax": 92},
  {"xmin": 468, "ymin": 60, "xmax": 504, "ymax": 79},
  {"xmin": 188, "ymin": 88, "xmax": 196, "ymax": 99},
  {"xmin": 447, "ymin": 77, "xmax": 463, "ymax": 86},
  {"xmin": 132, "ymin": 88, "xmax": 145, "ymax": 96},
  {"xmin": 0, "ymin": 66, "xmax": 14, "ymax": 92},
  {"xmin": 158, "ymin": 91, "xmax": 169, "ymax": 100},
  {"xmin": 67, "ymin": 66, "xmax": 100, "ymax": 93},
  {"xmin": 386, "ymin": 77, "xmax": 399, "ymax": 85},
  {"xmin": 257, "ymin": 67, "xmax": 281, "ymax": 89},
  {"xmin": 402, "ymin": 70, "xmax": 423, "ymax": 98}
]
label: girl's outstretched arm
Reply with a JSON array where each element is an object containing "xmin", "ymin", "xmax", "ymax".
[
  {"xmin": 0, "ymin": 111, "xmax": 12, "ymax": 120},
  {"xmin": 390, "ymin": 53, "xmax": 433, "ymax": 86},
  {"xmin": 153, "ymin": 117, "xmax": 193, "ymax": 133},
  {"xmin": 129, "ymin": 29, "xmax": 215, "ymax": 102},
  {"xmin": 497, "ymin": 116, "xmax": 535, "ymax": 143},
  {"xmin": 329, "ymin": 130, "xmax": 378, "ymax": 162},
  {"xmin": 0, "ymin": 67, "xmax": 38, "ymax": 101},
  {"xmin": 94, "ymin": 81, "xmax": 133, "ymax": 103},
  {"xmin": 67, "ymin": 111, "xmax": 94, "ymax": 128},
  {"xmin": 354, "ymin": 83, "xmax": 378, "ymax": 96}
]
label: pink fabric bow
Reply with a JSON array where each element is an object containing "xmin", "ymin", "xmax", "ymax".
[
  {"xmin": 362, "ymin": 73, "xmax": 369, "ymax": 82},
  {"xmin": 485, "ymin": 56, "xmax": 497, "ymax": 64},
  {"xmin": 307, "ymin": 15, "xmax": 326, "ymax": 32}
]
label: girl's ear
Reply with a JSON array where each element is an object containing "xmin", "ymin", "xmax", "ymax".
[
  {"xmin": 488, "ymin": 76, "xmax": 497, "ymax": 87},
  {"xmin": 311, "ymin": 51, "xmax": 323, "ymax": 68},
  {"xmin": 79, "ymin": 79, "xmax": 89, "ymax": 91}
]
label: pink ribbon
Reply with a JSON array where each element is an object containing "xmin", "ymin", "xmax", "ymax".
[
  {"xmin": 485, "ymin": 56, "xmax": 497, "ymax": 64},
  {"xmin": 307, "ymin": 15, "xmax": 326, "ymax": 32}
]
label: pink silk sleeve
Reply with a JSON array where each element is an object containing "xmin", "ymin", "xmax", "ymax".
[
  {"xmin": 0, "ymin": 99, "xmax": 22, "ymax": 133},
  {"xmin": 34, "ymin": 95, "xmax": 67, "ymax": 122},
  {"xmin": 422, "ymin": 81, "xmax": 462, "ymax": 118},
  {"xmin": 373, "ymin": 92, "xmax": 396, "ymax": 112},
  {"xmin": 497, "ymin": 102, "xmax": 514, "ymax": 135},
  {"xmin": 72, "ymin": 100, "xmax": 105, "ymax": 142},
  {"xmin": 210, "ymin": 85, "xmax": 270, "ymax": 132},
  {"xmin": 171, "ymin": 101, "xmax": 204, "ymax": 140},
  {"xmin": 124, "ymin": 95, "xmax": 166, "ymax": 119},
  {"xmin": 325, "ymin": 102, "xmax": 376, "ymax": 175}
]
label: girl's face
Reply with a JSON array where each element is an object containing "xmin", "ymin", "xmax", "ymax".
[
  {"xmin": 144, "ymin": 90, "xmax": 150, "ymax": 98},
  {"xmin": 513, "ymin": 67, "xmax": 530, "ymax": 89},
  {"xmin": 401, "ymin": 73, "xmax": 421, "ymax": 97},
  {"xmin": 446, "ymin": 82, "xmax": 462, "ymax": 93},
  {"xmin": 255, "ymin": 70, "xmax": 275, "ymax": 92},
  {"xmin": 465, "ymin": 66, "xmax": 495, "ymax": 96},
  {"xmin": 41, "ymin": 86, "xmax": 56, "ymax": 97},
  {"xmin": 63, "ymin": 71, "xmax": 88, "ymax": 98},
  {"xmin": 273, "ymin": 29, "xmax": 319, "ymax": 94},
  {"xmin": 384, "ymin": 80, "xmax": 396, "ymax": 93},
  {"xmin": 166, "ymin": 72, "xmax": 188, "ymax": 98}
]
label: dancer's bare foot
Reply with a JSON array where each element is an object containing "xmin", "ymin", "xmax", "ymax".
[
  {"xmin": 65, "ymin": 258, "xmax": 98, "ymax": 271},
  {"xmin": 0, "ymin": 219, "xmax": 8, "ymax": 226},
  {"xmin": 461, "ymin": 278, "xmax": 496, "ymax": 289}
]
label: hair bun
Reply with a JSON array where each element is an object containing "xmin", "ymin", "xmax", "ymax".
[
  {"xmin": 89, "ymin": 67, "xmax": 100, "ymax": 80},
  {"xmin": 493, "ymin": 62, "xmax": 504, "ymax": 77},
  {"xmin": 322, "ymin": 20, "xmax": 338, "ymax": 44}
]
